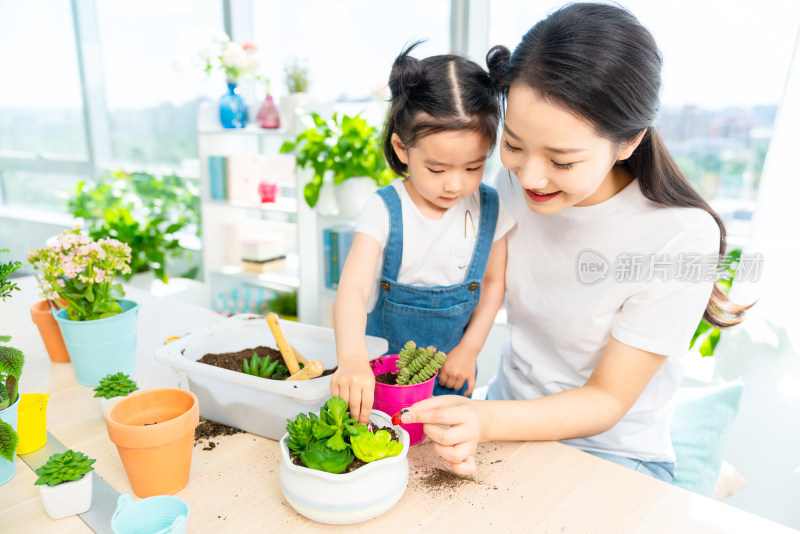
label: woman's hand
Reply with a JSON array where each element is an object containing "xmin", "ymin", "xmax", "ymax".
[
  {"xmin": 400, "ymin": 395, "xmax": 487, "ymax": 475},
  {"xmin": 330, "ymin": 359, "xmax": 375, "ymax": 424},
  {"xmin": 437, "ymin": 344, "xmax": 477, "ymax": 396}
]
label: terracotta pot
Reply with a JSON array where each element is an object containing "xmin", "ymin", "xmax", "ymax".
[
  {"xmin": 29, "ymin": 300, "xmax": 70, "ymax": 362},
  {"xmin": 105, "ymin": 388, "xmax": 199, "ymax": 498}
]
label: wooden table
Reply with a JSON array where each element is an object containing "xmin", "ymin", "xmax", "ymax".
[{"xmin": 0, "ymin": 275, "xmax": 795, "ymax": 533}]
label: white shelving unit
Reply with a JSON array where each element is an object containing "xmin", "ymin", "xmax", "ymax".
[{"xmin": 196, "ymin": 101, "xmax": 327, "ymax": 325}]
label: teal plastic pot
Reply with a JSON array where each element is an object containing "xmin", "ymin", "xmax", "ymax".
[
  {"xmin": 54, "ymin": 300, "xmax": 139, "ymax": 386},
  {"xmin": 111, "ymin": 493, "xmax": 189, "ymax": 534},
  {"xmin": 0, "ymin": 395, "xmax": 20, "ymax": 485}
]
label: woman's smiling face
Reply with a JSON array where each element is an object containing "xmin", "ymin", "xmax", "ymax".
[{"xmin": 500, "ymin": 84, "xmax": 642, "ymax": 215}]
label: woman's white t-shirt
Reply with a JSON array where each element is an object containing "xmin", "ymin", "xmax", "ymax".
[
  {"xmin": 487, "ymin": 170, "xmax": 719, "ymax": 463},
  {"xmin": 355, "ymin": 179, "xmax": 515, "ymax": 312}
]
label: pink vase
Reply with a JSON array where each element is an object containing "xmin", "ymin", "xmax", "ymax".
[
  {"xmin": 371, "ymin": 354, "xmax": 436, "ymax": 446},
  {"xmin": 257, "ymin": 95, "xmax": 280, "ymax": 129}
]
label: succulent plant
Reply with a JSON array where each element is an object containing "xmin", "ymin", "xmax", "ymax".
[
  {"xmin": 34, "ymin": 449, "xmax": 96, "ymax": 486},
  {"xmin": 0, "ymin": 335, "xmax": 24, "ymax": 411},
  {"xmin": 243, "ymin": 353, "xmax": 288, "ymax": 379},
  {"xmin": 395, "ymin": 341, "xmax": 447, "ymax": 385},
  {"xmin": 285, "ymin": 396, "xmax": 401, "ymax": 474},
  {"xmin": 286, "ymin": 412, "xmax": 317, "ymax": 453},
  {"xmin": 93, "ymin": 372, "xmax": 138, "ymax": 400}
]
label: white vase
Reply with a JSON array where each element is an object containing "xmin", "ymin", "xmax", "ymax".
[
  {"xmin": 279, "ymin": 92, "xmax": 310, "ymax": 135},
  {"xmin": 334, "ymin": 177, "xmax": 378, "ymax": 219},
  {"xmin": 38, "ymin": 472, "xmax": 93, "ymax": 519}
]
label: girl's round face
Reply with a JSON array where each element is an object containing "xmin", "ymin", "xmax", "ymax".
[
  {"xmin": 500, "ymin": 84, "xmax": 639, "ymax": 215},
  {"xmin": 392, "ymin": 130, "xmax": 491, "ymax": 218}
]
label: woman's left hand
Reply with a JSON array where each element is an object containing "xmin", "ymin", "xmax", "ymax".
[{"xmin": 400, "ymin": 395, "xmax": 486, "ymax": 475}]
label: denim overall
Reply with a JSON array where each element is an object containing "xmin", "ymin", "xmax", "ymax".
[{"xmin": 365, "ymin": 183, "xmax": 499, "ymax": 396}]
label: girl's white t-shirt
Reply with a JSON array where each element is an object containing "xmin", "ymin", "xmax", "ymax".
[
  {"xmin": 355, "ymin": 179, "xmax": 515, "ymax": 312},
  {"xmin": 487, "ymin": 170, "xmax": 719, "ymax": 463}
]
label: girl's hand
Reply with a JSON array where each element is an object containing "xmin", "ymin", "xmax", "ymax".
[
  {"xmin": 437, "ymin": 344, "xmax": 477, "ymax": 396},
  {"xmin": 400, "ymin": 395, "xmax": 487, "ymax": 475},
  {"xmin": 330, "ymin": 359, "xmax": 375, "ymax": 425}
]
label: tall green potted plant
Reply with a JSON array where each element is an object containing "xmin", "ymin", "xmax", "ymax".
[
  {"xmin": 27, "ymin": 228, "xmax": 138, "ymax": 386},
  {"xmin": 0, "ymin": 335, "xmax": 24, "ymax": 485},
  {"xmin": 280, "ymin": 112, "xmax": 396, "ymax": 217},
  {"xmin": 67, "ymin": 170, "xmax": 201, "ymax": 285}
]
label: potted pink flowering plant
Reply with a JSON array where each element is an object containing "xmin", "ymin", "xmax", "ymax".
[{"xmin": 27, "ymin": 228, "xmax": 139, "ymax": 386}]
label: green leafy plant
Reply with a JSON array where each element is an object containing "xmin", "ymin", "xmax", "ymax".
[
  {"xmin": 280, "ymin": 112, "xmax": 396, "ymax": 208},
  {"xmin": 284, "ymin": 57, "xmax": 310, "ymax": 94},
  {"xmin": 285, "ymin": 412, "xmax": 318, "ymax": 453},
  {"xmin": 242, "ymin": 353, "xmax": 288, "ymax": 379},
  {"xmin": 395, "ymin": 341, "xmax": 447, "ymax": 385},
  {"xmin": 0, "ymin": 335, "xmax": 25, "ymax": 412},
  {"xmin": 67, "ymin": 170, "xmax": 201, "ymax": 283},
  {"xmin": 93, "ymin": 372, "xmax": 139, "ymax": 400},
  {"xmin": 312, "ymin": 397, "xmax": 368, "ymax": 451},
  {"xmin": 299, "ymin": 440, "xmax": 353, "ymax": 474},
  {"xmin": 34, "ymin": 449, "xmax": 96, "ymax": 487},
  {"xmin": 350, "ymin": 430, "xmax": 404, "ymax": 463},
  {"xmin": 27, "ymin": 228, "xmax": 132, "ymax": 321},
  {"xmin": 0, "ymin": 335, "xmax": 24, "ymax": 462},
  {"xmin": 0, "ymin": 249, "xmax": 22, "ymax": 302},
  {"xmin": 258, "ymin": 291, "xmax": 297, "ymax": 319},
  {"xmin": 285, "ymin": 396, "xmax": 402, "ymax": 473},
  {"xmin": 690, "ymin": 249, "xmax": 742, "ymax": 357}
]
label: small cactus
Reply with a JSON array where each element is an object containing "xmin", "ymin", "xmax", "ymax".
[
  {"xmin": 395, "ymin": 342, "xmax": 447, "ymax": 385},
  {"xmin": 93, "ymin": 372, "xmax": 138, "ymax": 400},
  {"xmin": 34, "ymin": 449, "xmax": 96, "ymax": 486}
]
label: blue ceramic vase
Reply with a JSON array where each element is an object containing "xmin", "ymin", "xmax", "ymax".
[{"xmin": 219, "ymin": 81, "xmax": 248, "ymax": 129}]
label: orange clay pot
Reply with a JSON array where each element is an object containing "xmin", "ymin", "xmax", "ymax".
[
  {"xmin": 30, "ymin": 300, "xmax": 70, "ymax": 363},
  {"xmin": 105, "ymin": 388, "xmax": 199, "ymax": 498}
]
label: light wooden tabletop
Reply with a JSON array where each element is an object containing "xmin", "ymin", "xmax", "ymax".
[{"xmin": 0, "ymin": 275, "xmax": 795, "ymax": 534}]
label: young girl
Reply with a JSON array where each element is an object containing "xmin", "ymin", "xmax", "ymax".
[
  {"xmin": 399, "ymin": 3, "xmax": 750, "ymax": 480},
  {"xmin": 331, "ymin": 43, "xmax": 515, "ymax": 424}
]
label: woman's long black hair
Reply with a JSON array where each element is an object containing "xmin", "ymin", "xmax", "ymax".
[{"xmin": 486, "ymin": 2, "xmax": 750, "ymax": 328}]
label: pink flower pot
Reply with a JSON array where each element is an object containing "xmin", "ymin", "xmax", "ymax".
[{"xmin": 371, "ymin": 354, "xmax": 436, "ymax": 446}]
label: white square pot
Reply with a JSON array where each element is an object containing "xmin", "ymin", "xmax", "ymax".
[
  {"xmin": 154, "ymin": 314, "xmax": 387, "ymax": 440},
  {"xmin": 38, "ymin": 472, "xmax": 93, "ymax": 520}
]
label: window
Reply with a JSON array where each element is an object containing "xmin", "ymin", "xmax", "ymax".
[
  {"xmin": 251, "ymin": 1, "xmax": 451, "ymax": 103},
  {"xmin": 95, "ymin": 0, "xmax": 224, "ymax": 168},
  {"xmin": 488, "ymin": 0, "xmax": 800, "ymax": 240},
  {"xmin": 0, "ymin": 1, "xmax": 87, "ymax": 158}
]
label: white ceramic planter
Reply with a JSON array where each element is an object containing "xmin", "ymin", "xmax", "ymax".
[
  {"xmin": 334, "ymin": 176, "xmax": 378, "ymax": 219},
  {"xmin": 154, "ymin": 314, "xmax": 387, "ymax": 439},
  {"xmin": 279, "ymin": 409, "xmax": 409, "ymax": 524},
  {"xmin": 38, "ymin": 472, "xmax": 93, "ymax": 520}
]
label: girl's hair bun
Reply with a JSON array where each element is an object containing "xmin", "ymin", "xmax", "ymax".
[
  {"xmin": 486, "ymin": 45, "xmax": 511, "ymax": 96},
  {"xmin": 389, "ymin": 41, "xmax": 426, "ymax": 101}
]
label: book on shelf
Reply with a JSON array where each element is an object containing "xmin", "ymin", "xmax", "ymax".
[
  {"xmin": 322, "ymin": 223, "xmax": 356, "ymax": 290},
  {"xmin": 208, "ymin": 156, "xmax": 228, "ymax": 200},
  {"xmin": 241, "ymin": 255, "xmax": 288, "ymax": 274}
]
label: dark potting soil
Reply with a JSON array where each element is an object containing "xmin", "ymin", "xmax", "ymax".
[
  {"xmin": 290, "ymin": 426, "xmax": 401, "ymax": 473},
  {"xmin": 375, "ymin": 372, "xmax": 398, "ymax": 385},
  {"xmin": 196, "ymin": 346, "xmax": 336, "ymax": 380}
]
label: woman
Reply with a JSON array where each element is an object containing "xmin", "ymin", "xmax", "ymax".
[{"xmin": 399, "ymin": 2, "xmax": 749, "ymax": 481}]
